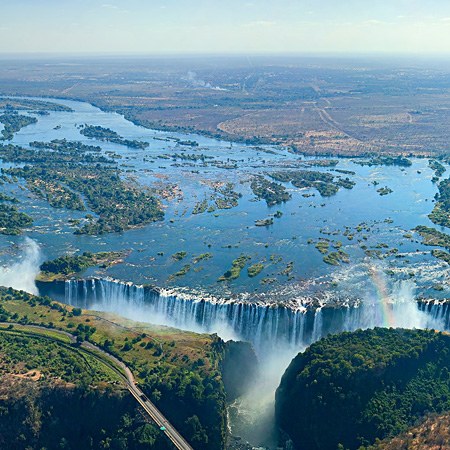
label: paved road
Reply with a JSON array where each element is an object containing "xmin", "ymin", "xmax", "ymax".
[
  {"xmin": 81, "ymin": 341, "xmax": 194, "ymax": 450},
  {"xmin": 0, "ymin": 323, "xmax": 193, "ymax": 450}
]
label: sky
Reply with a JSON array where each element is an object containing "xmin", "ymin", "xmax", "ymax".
[{"xmin": 2, "ymin": 0, "xmax": 450, "ymax": 54}]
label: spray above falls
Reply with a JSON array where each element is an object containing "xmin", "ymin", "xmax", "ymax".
[
  {"xmin": 0, "ymin": 238, "xmax": 41, "ymax": 295},
  {"xmin": 38, "ymin": 271, "xmax": 449, "ymax": 355}
]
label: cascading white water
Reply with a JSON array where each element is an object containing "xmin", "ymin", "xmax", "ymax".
[
  {"xmin": 37, "ymin": 269, "xmax": 450, "ymax": 450},
  {"xmin": 61, "ymin": 275, "xmax": 448, "ymax": 354}
]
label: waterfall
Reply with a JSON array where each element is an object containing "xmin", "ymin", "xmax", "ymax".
[{"xmin": 37, "ymin": 277, "xmax": 450, "ymax": 354}]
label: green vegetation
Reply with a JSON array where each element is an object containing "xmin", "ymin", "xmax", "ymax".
[
  {"xmin": 0, "ymin": 112, "xmax": 37, "ymax": 140},
  {"xmin": 178, "ymin": 140, "xmax": 199, "ymax": 147},
  {"xmin": 213, "ymin": 183, "xmax": 241, "ymax": 210},
  {"xmin": 429, "ymin": 159, "xmax": 446, "ymax": 179},
  {"xmin": 337, "ymin": 177, "xmax": 356, "ymax": 189},
  {"xmin": 429, "ymin": 177, "xmax": 450, "ymax": 227},
  {"xmin": 301, "ymin": 159, "xmax": 338, "ymax": 168},
  {"xmin": 1, "ymin": 142, "xmax": 164, "ymax": 234},
  {"xmin": 191, "ymin": 184, "xmax": 241, "ymax": 213},
  {"xmin": 431, "ymin": 249, "xmax": 450, "ymax": 264},
  {"xmin": 26, "ymin": 176, "xmax": 86, "ymax": 211},
  {"xmin": 0, "ymin": 353, "xmax": 171, "ymax": 450},
  {"xmin": 247, "ymin": 263, "xmax": 264, "ymax": 277},
  {"xmin": 38, "ymin": 251, "xmax": 126, "ymax": 280},
  {"xmin": 0, "ymin": 330, "xmax": 120, "ymax": 386},
  {"xmin": 80, "ymin": 124, "xmax": 149, "ymax": 149},
  {"xmin": 377, "ymin": 186, "xmax": 393, "ymax": 196},
  {"xmin": 218, "ymin": 255, "xmax": 251, "ymax": 281},
  {"xmin": 315, "ymin": 240, "xmax": 330, "ymax": 254},
  {"xmin": 0, "ymin": 193, "xmax": 18, "ymax": 203},
  {"xmin": 270, "ymin": 169, "xmax": 351, "ymax": 197},
  {"xmin": 0, "ymin": 203, "xmax": 33, "ymax": 234},
  {"xmin": 0, "ymin": 98, "xmax": 73, "ymax": 112},
  {"xmin": 354, "ymin": 155, "xmax": 412, "ymax": 167},
  {"xmin": 170, "ymin": 152, "xmax": 212, "ymax": 161},
  {"xmin": 250, "ymin": 175, "xmax": 291, "ymax": 206},
  {"xmin": 193, "ymin": 253, "xmax": 212, "ymax": 263},
  {"xmin": 276, "ymin": 328, "xmax": 450, "ymax": 450},
  {"xmin": 0, "ymin": 286, "xmax": 257, "ymax": 450},
  {"xmin": 193, "ymin": 199, "xmax": 208, "ymax": 214},
  {"xmin": 255, "ymin": 217, "xmax": 273, "ymax": 226},
  {"xmin": 323, "ymin": 250, "xmax": 350, "ymax": 265},
  {"xmin": 170, "ymin": 264, "xmax": 191, "ymax": 279},
  {"xmin": 274, "ymin": 210, "xmax": 283, "ymax": 218},
  {"xmin": 335, "ymin": 169, "xmax": 356, "ymax": 175},
  {"xmin": 0, "ymin": 142, "xmax": 110, "ymax": 164},
  {"xmin": 280, "ymin": 261, "xmax": 294, "ymax": 277},
  {"xmin": 30, "ymin": 138, "xmax": 102, "ymax": 153},
  {"xmin": 414, "ymin": 225, "xmax": 450, "ymax": 249},
  {"xmin": 172, "ymin": 251, "xmax": 187, "ymax": 261}
]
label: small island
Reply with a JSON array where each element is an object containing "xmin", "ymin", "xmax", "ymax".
[
  {"xmin": 250, "ymin": 175, "xmax": 291, "ymax": 206},
  {"xmin": 37, "ymin": 251, "xmax": 127, "ymax": 281},
  {"xmin": 0, "ymin": 112, "xmax": 37, "ymax": 140},
  {"xmin": 80, "ymin": 124, "xmax": 149, "ymax": 149},
  {"xmin": 218, "ymin": 255, "xmax": 250, "ymax": 282},
  {"xmin": 0, "ymin": 203, "xmax": 33, "ymax": 235}
]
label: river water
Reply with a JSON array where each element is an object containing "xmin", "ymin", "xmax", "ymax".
[
  {"xmin": 0, "ymin": 96, "xmax": 448, "ymax": 307},
  {"xmin": 2, "ymin": 96, "xmax": 450, "ymax": 448}
]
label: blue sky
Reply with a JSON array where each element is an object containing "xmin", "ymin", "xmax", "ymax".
[{"xmin": 2, "ymin": 0, "xmax": 450, "ymax": 54}]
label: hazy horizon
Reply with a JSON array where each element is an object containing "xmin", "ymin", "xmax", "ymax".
[{"xmin": 3, "ymin": 0, "xmax": 450, "ymax": 55}]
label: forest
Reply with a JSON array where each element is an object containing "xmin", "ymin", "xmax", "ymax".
[
  {"xmin": 0, "ymin": 141, "xmax": 164, "ymax": 234},
  {"xmin": 0, "ymin": 286, "xmax": 258, "ymax": 450},
  {"xmin": 276, "ymin": 328, "xmax": 450, "ymax": 450}
]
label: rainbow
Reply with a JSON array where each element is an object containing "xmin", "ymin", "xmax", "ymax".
[{"xmin": 369, "ymin": 265, "xmax": 395, "ymax": 328}]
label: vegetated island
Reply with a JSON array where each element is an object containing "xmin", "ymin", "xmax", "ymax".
[
  {"xmin": 413, "ymin": 225, "xmax": 450, "ymax": 264},
  {"xmin": 0, "ymin": 112, "xmax": 37, "ymax": 140},
  {"xmin": 429, "ymin": 176, "xmax": 450, "ymax": 228},
  {"xmin": 377, "ymin": 186, "xmax": 393, "ymax": 196},
  {"xmin": 80, "ymin": 124, "xmax": 149, "ymax": 149},
  {"xmin": 276, "ymin": 327, "xmax": 450, "ymax": 450},
  {"xmin": 37, "ymin": 251, "xmax": 127, "ymax": 281},
  {"xmin": 269, "ymin": 169, "xmax": 355, "ymax": 197},
  {"xmin": 0, "ymin": 142, "xmax": 164, "ymax": 234},
  {"xmin": 0, "ymin": 286, "xmax": 258, "ymax": 450},
  {"xmin": 352, "ymin": 155, "xmax": 412, "ymax": 167},
  {"xmin": 414, "ymin": 225, "xmax": 450, "ymax": 250},
  {"xmin": 431, "ymin": 249, "xmax": 450, "ymax": 264},
  {"xmin": 0, "ymin": 193, "xmax": 33, "ymax": 235},
  {"xmin": 218, "ymin": 255, "xmax": 251, "ymax": 282},
  {"xmin": 429, "ymin": 159, "xmax": 446, "ymax": 180},
  {"xmin": 247, "ymin": 263, "xmax": 264, "ymax": 277},
  {"xmin": 0, "ymin": 98, "xmax": 73, "ymax": 113},
  {"xmin": 250, "ymin": 175, "xmax": 291, "ymax": 206}
]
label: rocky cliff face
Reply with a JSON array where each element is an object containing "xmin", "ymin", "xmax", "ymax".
[{"xmin": 221, "ymin": 340, "xmax": 259, "ymax": 401}]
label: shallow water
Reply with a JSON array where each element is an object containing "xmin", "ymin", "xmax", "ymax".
[{"xmin": 0, "ymin": 96, "xmax": 448, "ymax": 305}]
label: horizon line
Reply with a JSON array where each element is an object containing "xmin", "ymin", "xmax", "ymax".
[{"xmin": 1, "ymin": 50, "xmax": 450, "ymax": 59}]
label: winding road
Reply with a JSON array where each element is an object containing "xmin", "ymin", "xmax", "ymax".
[{"xmin": 0, "ymin": 323, "xmax": 193, "ymax": 450}]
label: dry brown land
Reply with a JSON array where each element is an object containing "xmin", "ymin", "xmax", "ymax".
[
  {"xmin": 1, "ymin": 56, "xmax": 450, "ymax": 156},
  {"xmin": 368, "ymin": 413, "xmax": 450, "ymax": 450}
]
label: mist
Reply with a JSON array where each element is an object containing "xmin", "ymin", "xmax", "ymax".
[
  {"xmin": 40, "ymin": 264, "xmax": 449, "ymax": 449},
  {"xmin": 0, "ymin": 238, "xmax": 41, "ymax": 295}
]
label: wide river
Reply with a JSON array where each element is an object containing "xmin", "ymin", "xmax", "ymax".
[{"xmin": 0, "ymin": 97, "xmax": 449, "ymax": 308}]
